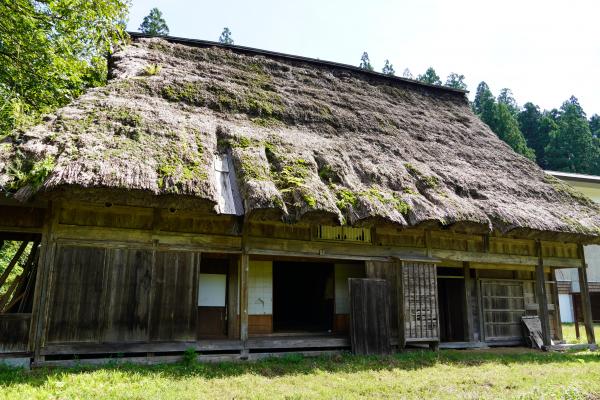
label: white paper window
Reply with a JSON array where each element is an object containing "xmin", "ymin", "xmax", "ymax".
[
  {"xmin": 248, "ymin": 261, "xmax": 273, "ymax": 315},
  {"xmin": 198, "ymin": 273, "xmax": 227, "ymax": 307}
]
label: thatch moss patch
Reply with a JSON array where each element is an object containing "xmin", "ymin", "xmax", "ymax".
[
  {"xmin": 162, "ymin": 81, "xmax": 205, "ymax": 106},
  {"xmin": 404, "ymin": 162, "xmax": 439, "ymax": 189},
  {"xmin": 334, "ymin": 186, "xmax": 358, "ymax": 212},
  {"xmin": 543, "ymin": 174, "xmax": 594, "ymax": 206},
  {"xmin": 361, "ymin": 187, "xmax": 411, "ymax": 214},
  {"xmin": 6, "ymin": 155, "xmax": 55, "ymax": 192}
]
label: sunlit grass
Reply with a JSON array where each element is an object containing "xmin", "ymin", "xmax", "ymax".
[
  {"xmin": 1, "ymin": 347, "xmax": 599, "ymax": 399},
  {"xmin": 562, "ymin": 323, "xmax": 600, "ymax": 344}
]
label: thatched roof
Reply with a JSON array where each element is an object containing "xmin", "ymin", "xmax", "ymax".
[{"xmin": 2, "ymin": 35, "xmax": 600, "ymax": 242}]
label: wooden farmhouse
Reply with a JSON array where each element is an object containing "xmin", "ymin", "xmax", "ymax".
[{"xmin": 0, "ymin": 34, "xmax": 598, "ymax": 366}]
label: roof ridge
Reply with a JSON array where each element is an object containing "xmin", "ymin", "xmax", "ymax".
[{"xmin": 127, "ymin": 32, "xmax": 469, "ymax": 95}]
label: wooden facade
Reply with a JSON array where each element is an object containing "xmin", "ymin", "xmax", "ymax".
[{"xmin": 0, "ymin": 199, "xmax": 597, "ymax": 366}]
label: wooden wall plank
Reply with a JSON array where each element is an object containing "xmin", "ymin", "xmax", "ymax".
[
  {"xmin": 102, "ymin": 249, "xmax": 152, "ymax": 342},
  {"xmin": 46, "ymin": 246, "xmax": 106, "ymax": 344},
  {"xmin": 149, "ymin": 251, "xmax": 198, "ymax": 341},
  {"xmin": 349, "ymin": 278, "xmax": 391, "ymax": 355}
]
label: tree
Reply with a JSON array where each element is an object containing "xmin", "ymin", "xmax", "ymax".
[
  {"xmin": 359, "ymin": 52, "xmax": 373, "ymax": 71},
  {"xmin": 445, "ymin": 73, "xmax": 467, "ymax": 90},
  {"xmin": 219, "ymin": 27, "xmax": 234, "ymax": 45},
  {"xmin": 493, "ymin": 102, "xmax": 535, "ymax": 160},
  {"xmin": 472, "ymin": 82, "xmax": 535, "ymax": 160},
  {"xmin": 139, "ymin": 7, "xmax": 169, "ymax": 36},
  {"xmin": 497, "ymin": 88, "xmax": 518, "ymax": 115},
  {"xmin": 0, "ymin": 0, "xmax": 129, "ymax": 136},
  {"xmin": 545, "ymin": 96, "xmax": 596, "ymax": 173},
  {"xmin": 518, "ymin": 102, "xmax": 554, "ymax": 167},
  {"xmin": 472, "ymin": 82, "xmax": 495, "ymax": 119},
  {"xmin": 382, "ymin": 60, "xmax": 395, "ymax": 75},
  {"xmin": 402, "ymin": 68, "xmax": 414, "ymax": 79},
  {"xmin": 417, "ymin": 67, "xmax": 442, "ymax": 85},
  {"xmin": 590, "ymin": 114, "xmax": 600, "ymax": 138}
]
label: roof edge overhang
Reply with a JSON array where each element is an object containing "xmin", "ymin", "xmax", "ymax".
[{"xmin": 127, "ymin": 32, "xmax": 469, "ymax": 96}]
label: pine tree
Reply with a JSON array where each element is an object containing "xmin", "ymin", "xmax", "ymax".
[
  {"xmin": 219, "ymin": 27, "xmax": 234, "ymax": 45},
  {"xmin": 445, "ymin": 73, "xmax": 467, "ymax": 90},
  {"xmin": 382, "ymin": 60, "xmax": 395, "ymax": 75},
  {"xmin": 472, "ymin": 82, "xmax": 535, "ymax": 160},
  {"xmin": 139, "ymin": 8, "xmax": 169, "ymax": 36},
  {"xmin": 497, "ymin": 88, "xmax": 519, "ymax": 115},
  {"xmin": 518, "ymin": 103, "xmax": 554, "ymax": 167},
  {"xmin": 417, "ymin": 67, "xmax": 442, "ymax": 85},
  {"xmin": 359, "ymin": 52, "xmax": 373, "ymax": 71},
  {"xmin": 545, "ymin": 96, "xmax": 596, "ymax": 173},
  {"xmin": 590, "ymin": 114, "xmax": 600, "ymax": 138}
]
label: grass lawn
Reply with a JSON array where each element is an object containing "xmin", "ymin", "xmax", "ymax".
[
  {"xmin": 1, "ymin": 324, "xmax": 600, "ymax": 400},
  {"xmin": 562, "ymin": 323, "xmax": 600, "ymax": 344}
]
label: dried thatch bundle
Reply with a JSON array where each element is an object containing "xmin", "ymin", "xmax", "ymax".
[{"xmin": 1, "ymin": 36, "xmax": 599, "ymax": 241}]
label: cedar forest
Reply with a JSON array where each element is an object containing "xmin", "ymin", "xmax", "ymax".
[{"xmin": 1, "ymin": 1, "xmax": 599, "ymax": 183}]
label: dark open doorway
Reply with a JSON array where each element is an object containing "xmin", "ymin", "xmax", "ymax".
[
  {"xmin": 437, "ymin": 277, "xmax": 466, "ymax": 342},
  {"xmin": 273, "ymin": 261, "xmax": 334, "ymax": 332}
]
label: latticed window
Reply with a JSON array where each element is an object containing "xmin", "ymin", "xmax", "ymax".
[{"xmin": 314, "ymin": 225, "xmax": 371, "ymax": 243}]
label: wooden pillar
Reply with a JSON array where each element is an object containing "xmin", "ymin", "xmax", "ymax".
[
  {"xmin": 551, "ymin": 269, "xmax": 563, "ymax": 341},
  {"xmin": 29, "ymin": 201, "xmax": 59, "ymax": 364},
  {"xmin": 240, "ymin": 253, "xmax": 249, "ymax": 356},
  {"xmin": 535, "ymin": 241, "xmax": 552, "ymax": 346},
  {"xmin": 227, "ymin": 255, "xmax": 240, "ymax": 340},
  {"xmin": 463, "ymin": 262, "xmax": 475, "ymax": 342},
  {"xmin": 578, "ymin": 244, "xmax": 596, "ymax": 345},
  {"xmin": 475, "ymin": 269, "xmax": 484, "ymax": 342}
]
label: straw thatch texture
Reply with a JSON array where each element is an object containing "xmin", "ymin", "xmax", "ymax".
[{"xmin": 1, "ymin": 37, "xmax": 599, "ymax": 240}]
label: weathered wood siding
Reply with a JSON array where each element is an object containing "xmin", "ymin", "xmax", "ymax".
[
  {"xmin": 0, "ymin": 314, "xmax": 31, "ymax": 353},
  {"xmin": 150, "ymin": 251, "xmax": 199, "ymax": 341},
  {"xmin": 47, "ymin": 246, "xmax": 106, "ymax": 343},
  {"xmin": 348, "ymin": 278, "xmax": 391, "ymax": 355},
  {"xmin": 44, "ymin": 246, "xmax": 200, "ymax": 346}
]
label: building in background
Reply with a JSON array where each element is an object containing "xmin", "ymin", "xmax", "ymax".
[{"xmin": 549, "ymin": 171, "xmax": 600, "ymax": 323}]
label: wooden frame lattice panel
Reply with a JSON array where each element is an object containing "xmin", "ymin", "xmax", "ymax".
[{"xmin": 401, "ymin": 262, "xmax": 439, "ymax": 342}]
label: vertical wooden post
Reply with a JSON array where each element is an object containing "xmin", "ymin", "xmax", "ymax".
[
  {"xmin": 535, "ymin": 241, "xmax": 552, "ymax": 346},
  {"xmin": 475, "ymin": 269, "xmax": 484, "ymax": 342},
  {"xmin": 463, "ymin": 262, "xmax": 475, "ymax": 342},
  {"xmin": 240, "ymin": 253, "xmax": 249, "ymax": 357},
  {"xmin": 551, "ymin": 269, "xmax": 563, "ymax": 341},
  {"xmin": 227, "ymin": 255, "xmax": 240, "ymax": 340},
  {"xmin": 29, "ymin": 201, "xmax": 59, "ymax": 364},
  {"xmin": 574, "ymin": 295, "xmax": 581, "ymax": 340},
  {"xmin": 396, "ymin": 260, "xmax": 405, "ymax": 349},
  {"xmin": 578, "ymin": 244, "xmax": 596, "ymax": 345}
]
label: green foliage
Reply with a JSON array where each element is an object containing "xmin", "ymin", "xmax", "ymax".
[
  {"xmin": 402, "ymin": 68, "xmax": 414, "ymax": 79},
  {"xmin": 0, "ymin": 241, "xmax": 32, "ymax": 296},
  {"xmin": 181, "ymin": 348, "xmax": 197, "ymax": 367},
  {"xmin": 472, "ymin": 82, "xmax": 535, "ymax": 160},
  {"xmin": 518, "ymin": 102, "xmax": 554, "ymax": 168},
  {"xmin": 445, "ymin": 73, "xmax": 467, "ymax": 90},
  {"xmin": 590, "ymin": 114, "xmax": 600, "ymax": 138},
  {"xmin": 545, "ymin": 96, "xmax": 596, "ymax": 174},
  {"xmin": 7, "ymin": 155, "xmax": 56, "ymax": 191},
  {"xmin": 359, "ymin": 52, "xmax": 373, "ymax": 71},
  {"xmin": 0, "ymin": 0, "xmax": 129, "ymax": 137},
  {"xmin": 417, "ymin": 67, "xmax": 442, "ymax": 85},
  {"xmin": 143, "ymin": 64, "xmax": 162, "ymax": 76},
  {"xmin": 334, "ymin": 186, "xmax": 358, "ymax": 212},
  {"xmin": 218, "ymin": 27, "xmax": 234, "ymax": 45},
  {"xmin": 139, "ymin": 7, "xmax": 169, "ymax": 36},
  {"xmin": 497, "ymin": 88, "xmax": 519, "ymax": 115},
  {"xmin": 382, "ymin": 60, "xmax": 395, "ymax": 76}
]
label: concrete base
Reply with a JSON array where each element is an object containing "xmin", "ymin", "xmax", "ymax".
[{"xmin": 0, "ymin": 357, "xmax": 31, "ymax": 370}]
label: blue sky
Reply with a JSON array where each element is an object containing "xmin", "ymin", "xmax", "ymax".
[{"xmin": 127, "ymin": 0, "xmax": 600, "ymax": 116}]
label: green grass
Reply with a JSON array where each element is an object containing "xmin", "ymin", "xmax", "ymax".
[
  {"xmin": 1, "ymin": 346, "xmax": 600, "ymax": 399},
  {"xmin": 562, "ymin": 323, "xmax": 600, "ymax": 344}
]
